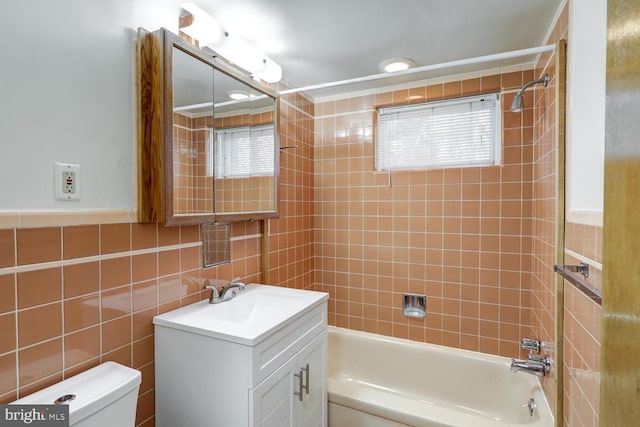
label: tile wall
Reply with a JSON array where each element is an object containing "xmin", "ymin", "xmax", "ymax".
[
  {"xmin": 563, "ymin": 222, "xmax": 602, "ymax": 426},
  {"xmin": 531, "ymin": 2, "xmax": 601, "ymax": 420},
  {"xmin": 0, "ymin": 223, "xmax": 261, "ymax": 426},
  {"xmin": 531, "ymin": 43, "xmax": 560, "ymax": 419},
  {"xmin": 531, "ymin": 2, "xmax": 568, "ymax": 361},
  {"xmin": 266, "ymin": 90, "xmax": 316, "ymax": 290},
  {"xmin": 313, "ymin": 70, "xmax": 537, "ymax": 358}
]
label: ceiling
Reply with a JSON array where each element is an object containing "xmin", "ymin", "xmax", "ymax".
[{"xmin": 189, "ymin": 0, "xmax": 564, "ymax": 99}]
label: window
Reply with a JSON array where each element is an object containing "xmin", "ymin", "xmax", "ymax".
[
  {"xmin": 376, "ymin": 93, "xmax": 501, "ymax": 171},
  {"xmin": 212, "ymin": 124, "xmax": 275, "ymax": 178}
]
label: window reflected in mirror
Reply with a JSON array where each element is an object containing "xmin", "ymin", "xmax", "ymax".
[{"xmin": 212, "ymin": 71, "xmax": 276, "ymax": 215}]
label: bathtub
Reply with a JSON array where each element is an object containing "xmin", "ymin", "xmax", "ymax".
[{"xmin": 327, "ymin": 327, "xmax": 553, "ymax": 427}]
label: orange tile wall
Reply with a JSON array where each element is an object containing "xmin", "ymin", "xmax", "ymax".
[
  {"xmin": 563, "ymin": 222, "xmax": 602, "ymax": 427},
  {"xmin": 531, "ymin": 1, "xmax": 567, "ymax": 417},
  {"xmin": 0, "ymin": 223, "xmax": 261, "ymax": 426},
  {"xmin": 313, "ymin": 71, "xmax": 537, "ymax": 358},
  {"xmin": 266, "ymin": 90, "xmax": 315, "ymax": 290}
]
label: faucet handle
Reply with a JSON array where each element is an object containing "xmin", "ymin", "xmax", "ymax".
[
  {"xmin": 521, "ymin": 338, "xmax": 541, "ymax": 353},
  {"xmin": 229, "ymin": 276, "xmax": 244, "ymax": 286},
  {"xmin": 204, "ymin": 285, "xmax": 221, "ymax": 304}
]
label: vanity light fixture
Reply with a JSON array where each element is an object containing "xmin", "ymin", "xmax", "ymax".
[
  {"xmin": 379, "ymin": 57, "xmax": 415, "ymax": 73},
  {"xmin": 180, "ymin": 2, "xmax": 283, "ymax": 83}
]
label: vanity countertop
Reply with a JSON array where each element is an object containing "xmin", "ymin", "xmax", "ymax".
[{"xmin": 153, "ymin": 284, "xmax": 328, "ymax": 346}]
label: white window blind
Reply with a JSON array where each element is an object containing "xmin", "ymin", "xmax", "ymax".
[
  {"xmin": 376, "ymin": 93, "xmax": 501, "ymax": 171},
  {"xmin": 213, "ymin": 124, "xmax": 275, "ymax": 178}
]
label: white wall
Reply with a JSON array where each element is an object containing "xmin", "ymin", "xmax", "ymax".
[
  {"xmin": 566, "ymin": 0, "xmax": 606, "ymax": 219},
  {"xmin": 0, "ymin": 0, "xmax": 182, "ymax": 210}
]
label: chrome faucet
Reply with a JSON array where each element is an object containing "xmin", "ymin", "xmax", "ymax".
[
  {"xmin": 204, "ymin": 277, "xmax": 246, "ymax": 304},
  {"xmin": 220, "ymin": 277, "xmax": 246, "ymax": 301},
  {"xmin": 510, "ymin": 354, "xmax": 551, "ymax": 377}
]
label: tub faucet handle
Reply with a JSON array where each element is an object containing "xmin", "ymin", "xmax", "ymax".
[{"xmin": 521, "ymin": 338, "xmax": 541, "ymax": 353}]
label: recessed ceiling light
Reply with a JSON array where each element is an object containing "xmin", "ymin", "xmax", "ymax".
[
  {"xmin": 227, "ymin": 91, "xmax": 255, "ymax": 100},
  {"xmin": 379, "ymin": 58, "xmax": 415, "ymax": 73}
]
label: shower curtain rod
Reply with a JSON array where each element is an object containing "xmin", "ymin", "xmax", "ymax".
[{"xmin": 278, "ymin": 44, "xmax": 556, "ymax": 96}]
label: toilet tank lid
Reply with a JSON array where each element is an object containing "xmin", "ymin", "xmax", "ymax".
[{"xmin": 11, "ymin": 362, "xmax": 141, "ymax": 424}]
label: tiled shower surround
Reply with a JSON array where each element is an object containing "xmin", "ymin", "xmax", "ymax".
[{"xmin": 314, "ymin": 69, "xmax": 537, "ymax": 358}]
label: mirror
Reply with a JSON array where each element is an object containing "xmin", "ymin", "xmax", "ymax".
[
  {"xmin": 171, "ymin": 47, "xmax": 214, "ymax": 216},
  {"xmin": 137, "ymin": 28, "xmax": 280, "ymax": 226}
]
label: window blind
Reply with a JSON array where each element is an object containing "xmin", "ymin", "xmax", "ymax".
[
  {"xmin": 213, "ymin": 124, "xmax": 275, "ymax": 178},
  {"xmin": 376, "ymin": 93, "xmax": 500, "ymax": 171}
]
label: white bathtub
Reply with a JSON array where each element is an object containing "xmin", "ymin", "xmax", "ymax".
[{"xmin": 327, "ymin": 327, "xmax": 553, "ymax": 427}]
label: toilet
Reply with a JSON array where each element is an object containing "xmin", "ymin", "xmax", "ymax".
[{"xmin": 11, "ymin": 362, "xmax": 141, "ymax": 426}]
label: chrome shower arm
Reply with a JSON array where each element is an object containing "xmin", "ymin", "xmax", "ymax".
[{"xmin": 516, "ymin": 74, "xmax": 549, "ymax": 95}]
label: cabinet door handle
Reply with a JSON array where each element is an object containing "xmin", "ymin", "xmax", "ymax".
[
  {"xmin": 301, "ymin": 364, "xmax": 310, "ymax": 395},
  {"xmin": 294, "ymin": 369, "xmax": 304, "ymax": 402}
]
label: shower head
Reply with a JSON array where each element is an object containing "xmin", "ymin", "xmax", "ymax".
[
  {"xmin": 510, "ymin": 74, "xmax": 549, "ymax": 113},
  {"xmin": 510, "ymin": 92, "xmax": 525, "ymax": 113}
]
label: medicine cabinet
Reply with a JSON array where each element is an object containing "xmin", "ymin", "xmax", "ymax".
[{"xmin": 136, "ymin": 28, "xmax": 280, "ymax": 226}]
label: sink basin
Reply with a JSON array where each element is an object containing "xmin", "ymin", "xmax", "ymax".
[{"xmin": 153, "ymin": 284, "xmax": 328, "ymax": 345}]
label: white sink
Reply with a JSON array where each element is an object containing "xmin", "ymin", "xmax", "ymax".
[{"xmin": 153, "ymin": 284, "xmax": 328, "ymax": 345}]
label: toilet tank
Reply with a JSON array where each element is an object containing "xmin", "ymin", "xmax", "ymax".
[{"xmin": 11, "ymin": 362, "xmax": 141, "ymax": 427}]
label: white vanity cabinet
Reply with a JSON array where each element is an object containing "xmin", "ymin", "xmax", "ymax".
[
  {"xmin": 153, "ymin": 284, "xmax": 328, "ymax": 427},
  {"xmin": 250, "ymin": 330, "xmax": 326, "ymax": 427}
]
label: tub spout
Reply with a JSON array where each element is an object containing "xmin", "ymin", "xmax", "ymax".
[{"xmin": 510, "ymin": 355, "xmax": 551, "ymax": 377}]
